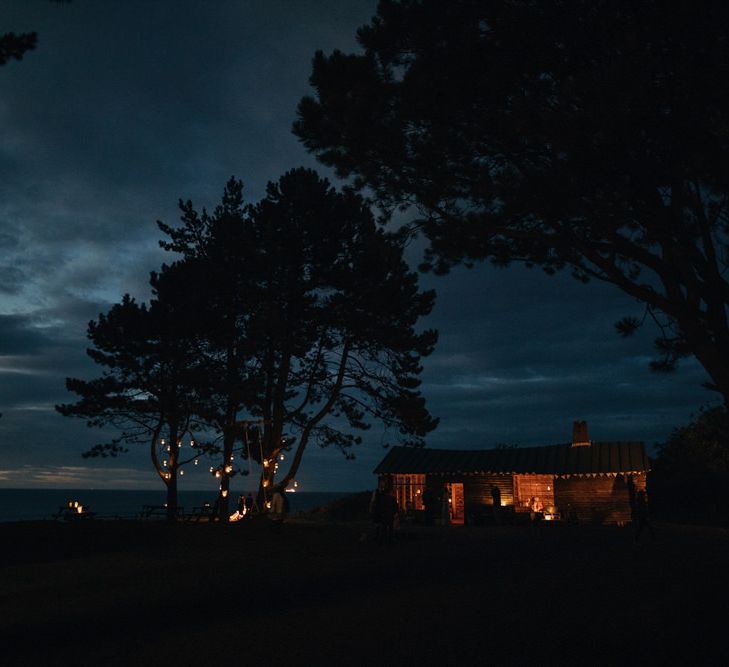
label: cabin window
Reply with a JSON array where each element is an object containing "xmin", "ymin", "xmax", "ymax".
[
  {"xmin": 392, "ymin": 474, "xmax": 425, "ymax": 511},
  {"xmin": 513, "ymin": 474, "xmax": 555, "ymax": 512}
]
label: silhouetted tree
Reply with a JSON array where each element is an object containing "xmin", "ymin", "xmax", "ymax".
[
  {"xmin": 158, "ymin": 168, "xmax": 438, "ymax": 514},
  {"xmin": 0, "ymin": 31, "xmax": 36, "ymax": 66},
  {"xmin": 295, "ymin": 1, "xmax": 729, "ymax": 406},
  {"xmin": 655, "ymin": 407, "xmax": 729, "ymax": 474},
  {"xmin": 155, "ymin": 178, "xmax": 261, "ymax": 518},
  {"xmin": 56, "ymin": 295, "xmax": 210, "ymax": 520}
]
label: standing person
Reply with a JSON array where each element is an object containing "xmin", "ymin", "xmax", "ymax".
[
  {"xmin": 491, "ymin": 485, "xmax": 502, "ymax": 524},
  {"xmin": 270, "ymin": 488, "xmax": 287, "ymax": 531},
  {"xmin": 441, "ymin": 486, "xmax": 451, "ymax": 526},
  {"xmin": 379, "ymin": 488, "xmax": 398, "ymax": 545},
  {"xmin": 422, "ymin": 487, "xmax": 435, "ymax": 526},
  {"xmin": 244, "ymin": 492, "xmax": 254, "ymax": 518},
  {"xmin": 633, "ymin": 490, "xmax": 655, "ymax": 542}
]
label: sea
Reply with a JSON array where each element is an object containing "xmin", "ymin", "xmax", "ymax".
[{"xmin": 0, "ymin": 489, "xmax": 357, "ymax": 523}]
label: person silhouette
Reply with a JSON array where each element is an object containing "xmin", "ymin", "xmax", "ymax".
[{"xmin": 633, "ymin": 490, "xmax": 655, "ymax": 541}]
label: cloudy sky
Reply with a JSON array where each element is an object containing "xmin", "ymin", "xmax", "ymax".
[{"xmin": 0, "ymin": 1, "xmax": 716, "ymax": 492}]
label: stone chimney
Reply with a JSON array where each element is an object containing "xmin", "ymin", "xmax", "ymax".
[{"xmin": 571, "ymin": 420, "xmax": 591, "ymax": 447}]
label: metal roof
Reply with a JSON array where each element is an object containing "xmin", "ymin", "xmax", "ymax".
[{"xmin": 373, "ymin": 442, "xmax": 650, "ymax": 476}]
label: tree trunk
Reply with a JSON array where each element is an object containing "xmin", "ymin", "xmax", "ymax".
[{"xmin": 166, "ymin": 427, "xmax": 180, "ymax": 522}]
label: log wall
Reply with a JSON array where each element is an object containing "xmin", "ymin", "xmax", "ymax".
[{"xmin": 554, "ymin": 473, "xmax": 647, "ymax": 525}]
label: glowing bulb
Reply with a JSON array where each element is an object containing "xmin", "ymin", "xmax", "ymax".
[
  {"xmin": 215, "ymin": 471, "xmax": 221, "ymax": 478},
  {"xmin": 209, "ymin": 466, "xmax": 214, "ymax": 473},
  {"xmin": 194, "ymin": 459, "xmax": 199, "ymax": 466},
  {"xmin": 263, "ymin": 459, "xmax": 270, "ymax": 468},
  {"xmin": 163, "ymin": 460, "xmax": 168, "ymax": 467},
  {"xmin": 190, "ymin": 440, "xmax": 195, "ymax": 447},
  {"xmin": 161, "ymin": 439, "xmax": 165, "ymax": 445},
  {"xmin": 266, "ymin": 501, "xmax": 272, "ymax": 509},
  {"xmin": 225, "ymin": 465, "xmax": 233, "ymax": 474},
  {"xmin": 180, "ymin": 470, "xmax": 185, "ymax": 476},
  {"xmin": 222, "ymin": 490, "xmax": 228, "ymax": 498},
  {"xmin": 262, "ymin": 480, "xmax": 269, "ymax": 487},
  {"xmin": 279, "ymin": 454, "xmax": 285, "ymax": 461}
]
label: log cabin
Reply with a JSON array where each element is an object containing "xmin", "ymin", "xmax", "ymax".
[{"xmin": 373, "ymin": 421, "xmax": 649, "ymax": 525}]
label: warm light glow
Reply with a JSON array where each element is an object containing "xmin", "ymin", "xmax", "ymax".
[
  {"xmin": 221, "ymin": 490, "xmax": 228, "ymax": 498},
  {"xmin": 215, "ymin": 470, "xmax": 221, "ymax": 478},
  {"xmin": 209, "ymin": 466, "xmax": 214, "ymax": 473},
  {"xmin": 194, "ymin": 459, "xmax": 199, "ymax": 465},
  {"xmin": 266, "ymin": 501, "xmax": 272, "ymax": 509},
  {"xmin": 190, "ymin": 440, "xmax": 195, "ymax": 447},
  {"xmin": 225, "ymin": 465, "xmax": 233, "ymax": 474},
  {"xmin": 262, "ymin": 480, "xmax": 269, "ymax": 487},
  {"xmin": 163, "ymin": 460, "xmax": 168, "ymax": 467},
  {"xmin": 76, "ymin": 505, "xmax": 83, "ymax": 514},
  {"xmin": 263, "ymin": 459, "xmax": 270, "ymax": 468},
  {"xmin": 180, "ymin": 470, "xmax": 184, "ymax": 476},
  {"xmin": 161, "ymin": 439, "xmax": 165, "ymax": 445},
  {"xmin": 279, "ymin": 454, "xmax": 285, "ymax": 461}
]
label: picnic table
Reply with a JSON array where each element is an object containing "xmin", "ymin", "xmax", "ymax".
[
  {"xmin": 185, "ymin": 503, "xmax": 219, "ymax": 522},
  {"xmin": 137, "ymin": 505, "xmax": 184, "ymax": 520}
]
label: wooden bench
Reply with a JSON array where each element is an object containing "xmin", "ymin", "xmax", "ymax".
[
  {"xmin": 137, "ymin": 505, "xmax": 184, "ymax": 520},
  {"xmin": 185, "ymin": 504, "xmax": 219, "ymax": 522}
]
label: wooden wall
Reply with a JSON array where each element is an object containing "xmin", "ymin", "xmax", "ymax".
[
  {"xmin": 462, "ymin": 474, "xmax": 514, "ymax": 507},
  {"xmin": 554, "ymin": 473, "xmax": 647, "ymax": 524}
]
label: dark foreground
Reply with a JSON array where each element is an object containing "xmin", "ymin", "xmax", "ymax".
[{"xmin": 1, "ymin": 519, "xmax": 727, "ymax": 666}]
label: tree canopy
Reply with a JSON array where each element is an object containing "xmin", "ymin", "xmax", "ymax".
[
  {"xmin": 158, "ymin": 169, "xmax": 438, "ymax": 511},
  {"xmin": 295, "ymin": 0, "xmax": 729, "ymax": 406},
  {"xmin": 654, "ymin": 407, "xmax": 729, "ymax": 474},
  {"xmin": 59, "ymin": 168, "xmax": 438, "ymax": 517}
]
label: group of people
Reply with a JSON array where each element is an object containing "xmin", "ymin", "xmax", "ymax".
[{"xmin": 228, "ymin": 490, "xmax": 289, "ymax": 529}]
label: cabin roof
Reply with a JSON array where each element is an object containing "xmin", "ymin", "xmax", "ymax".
[{"xmin": 373, "ymin": 442, "xmax": 650, "ymax": 476}]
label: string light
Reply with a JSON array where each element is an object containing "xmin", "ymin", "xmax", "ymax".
[
  {"xmin": 221, "ymin": 490, "xmax": 228, "ymax": 498},
  {"xmin": 225, "ymin": 465, "xmax": 233, "ymax": 474},
  {"xmin": 180, "ymin": 470, "xmax": 185, "ymax": 476},
  {"xmin": 263, "ymin": 459, "xmax": 270, "ymax": 468},
  {"xmin": 194, "ymin": 459, "xmax": 199, "ymax": 466}
]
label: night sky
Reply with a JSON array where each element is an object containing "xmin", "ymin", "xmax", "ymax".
[{"xmin": 0, "ymin": 1, "xmax": 716, "ymax": 492}]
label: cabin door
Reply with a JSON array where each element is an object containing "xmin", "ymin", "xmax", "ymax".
[{"xmin": 450, "ymin": 483, "xmax": 465, "ymax": 524}]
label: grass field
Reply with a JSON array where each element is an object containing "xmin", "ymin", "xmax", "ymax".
[{"xmin": 1, "ymin": 518, "xmax": 727, "ymax": 665}]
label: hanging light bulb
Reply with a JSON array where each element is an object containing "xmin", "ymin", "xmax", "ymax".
[
  {"xmin": 194, "ymin": 459, "xmax": 199, "ymax": 466},
  {"xmin": 180, "ymin": 469, "xmax": 185, "ymax": 476},
  {"xmin": 221, "ymin": 489, "xmax": 228, "ymax": 498},
  {"xmin": 161, "ymin": 439, "xmax": 165, "ymax": 445}
]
